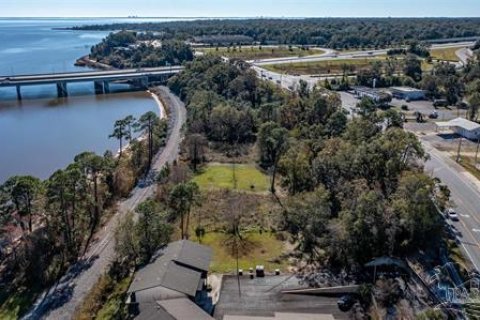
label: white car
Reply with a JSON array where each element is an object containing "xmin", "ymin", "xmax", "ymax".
[{"xmin": 447, "ymin": 208, "xmax": 459, "ymax": 221}]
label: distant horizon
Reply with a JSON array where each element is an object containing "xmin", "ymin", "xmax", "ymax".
[
  {"xmin": 1, "ymin": 16, "xmax": 480, "ymax": 19},
  {"xmin": 2, "ymin": 0, "xmax": 479, "ymax": 18}
]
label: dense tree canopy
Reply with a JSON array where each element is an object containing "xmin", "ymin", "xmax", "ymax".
[{"xmin": 75, "ymin": 18, "xmax": 480, "ymax": 49}]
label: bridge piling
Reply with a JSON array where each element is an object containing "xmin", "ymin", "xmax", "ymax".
[
  {"xmin": 94, "ymin": 81, "xmax": 104, "ymax": 94},
  {"xmin": 16, "ymin": 85, "xmax": 22, "ymax": 101},
  {"xmin": 103, "ymin": 81, "xmax": 110, "ymax": 94},
  {"xmin": 56, "ymin": 82, "xmax": 68, "ymax": 98}
]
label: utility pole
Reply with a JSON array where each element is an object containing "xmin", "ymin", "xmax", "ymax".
[
  {"xmin": 476, "ymin": 137, "xmax": 480, "ymax": 166},
  {"xmin": 456, "ymin": 136, "xmax": 463, "ymax": 163}
]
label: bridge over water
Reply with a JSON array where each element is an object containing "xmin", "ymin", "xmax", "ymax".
[{"xmin": 0, "ymin": 66, "xmax": 183, "ymax": 100}]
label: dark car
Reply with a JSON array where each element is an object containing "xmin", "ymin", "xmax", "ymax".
[
  {"xmin": 337, "ymin": 294, "xmax": 355, "ymax": 312},
  {"xmin": 433, "ymin": 99, "xmax": 448, "ymax": 107}
]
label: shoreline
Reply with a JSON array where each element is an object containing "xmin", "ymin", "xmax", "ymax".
[
  {"xmin": 73, "ymin": 54, "xmax": 171, "ymax": 157},
  {"xmin": 112, "ymin": 88, "xmax": 167, "ymax": 158}
]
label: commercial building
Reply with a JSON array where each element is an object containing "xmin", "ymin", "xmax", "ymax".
[
  {"xmin": 214, "ymin": 275, "xmax": 347, "ymax": 320},
  {"xmin": 352, "ymin": 86, "xmax": 392, "ymax": 105},
  {"xmin": 436, "ymin": 117, "xmax": 480, "ymax": 140},
  {"xmin": 389, "ymin": 87, "xmax": 426, "ymax": 101},
  {"xmin": 127, "ymin": 240, "xmax": 214, "ymax": 320}
]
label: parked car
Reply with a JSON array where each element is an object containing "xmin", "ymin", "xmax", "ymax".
[
  {"xmin": 337, "ymin": 294, "xmax": 355, "ymax": 312},
  {"xmin": 429, "ymin": 111, "xmax": 438, "ymax": 119},
  {"xmin": 447, "ymin": 208, "xmax": 459, "ymax": 221},
  {"xmin": 433, "ymin": 99, "xmax": 448, "ymax": 107}
]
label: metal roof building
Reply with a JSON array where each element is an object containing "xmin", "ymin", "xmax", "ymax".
[
  {"xmin": 127, "ymin": 240, "xmax": 214, "ymax": 320},
  {"xmin": 389, "ymin": 86, "xmax": 426, "ymax": 101},
  {"xmin": 436, "ymin": 117, "xmax": 480, "ymax": 140}
]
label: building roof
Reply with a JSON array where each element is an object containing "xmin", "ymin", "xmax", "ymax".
[
  {"xmin": 214, "ymin": 276, "xmax": 348, "ymax": 320},
  {"xmin": 129, "ymin": 240, "xmax": 214, "ymax": 320},
  {"xmin": 158, "ymin": 297, "xmax": 214, "ymax": 320},
  {"xmin": 129, "ymin": 240, "xmax": 213, "ymax": 296},
  {"xmin": 390, "ymin": 86, "xmax": 424, "ymax": 93},
  {"xmin": 436, "ymin": 117, "xmax": 480, "ymax": 131},
  {"xmin": 223, "ymin": 313, "xmax": 335, "ymax": 320},
  {"xmin": 167, "ymin": 240, "xmax": 213, "ymax": 272},
  {"xmin": 134, "ymin": 298, "xmax": 215, "ymax": 320}
]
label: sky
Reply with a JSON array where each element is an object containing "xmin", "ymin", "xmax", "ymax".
[{"xmin": 1, "ymin": 0, "xmax": 480, "ymax": 18}]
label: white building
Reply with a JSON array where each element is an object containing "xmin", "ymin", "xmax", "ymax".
[
  {"xmin": 436, "ymin": 117, "xmax": 480, "ymax": 140},
  {"xmin": 352, "ymin": 86, "xmax": 392, "ymax": 105}
]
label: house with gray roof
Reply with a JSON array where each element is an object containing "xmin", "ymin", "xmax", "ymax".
[{"xmin": 127, "ymin": 240, "xmax": 214, "ymax": 320}]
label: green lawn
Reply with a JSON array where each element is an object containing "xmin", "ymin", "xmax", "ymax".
[
  {"xmin": 430, "ymin": 47, "xmax": 462, "ymax": 62},
  {"xmin": 193, "ymin": 163, "xmax": 269, "ymax": 192},
  {"xmin": 263, "ymin": 57, "xmax": 389, "ymax": 75},
  {"xmin": 455, "ymin": 156, "xmax": 480, "ymax": 181},
  {"xmin": 195, "ymin": 231, "xmax": 287, "ymax": 273},
  {"xmin": 200, "ymin": 46, "xmax": 323, "ymax": 60}
]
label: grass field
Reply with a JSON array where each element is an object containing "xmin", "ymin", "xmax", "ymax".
[
  {"xmin": 193, "ymin": 163, "xmax": 270, "ymax": 192},
  {"xmin": 200, "ymin": 46, "xmax": 323, "ymax": 60},
  {"xmin": 263, "ymin": 57, "xmax": 388, "ymax": 75},
  {"xmin": 455, "ymin": 156, "xmax": 480, "ymax": 181},
  {"xmin": 430, "ymin": 47, "xmax": 462, "ymax": 61},
  {"xmin": 195, "ymin": 231, "xmax": 287, "ymax": 273}
]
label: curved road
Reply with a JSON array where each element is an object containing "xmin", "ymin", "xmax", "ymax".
[
  {"xmin": 22, "ymin": 86, "xmax": 186, "ymax": 320},
  {"xmin": 253, "ymin": 41, "xmax": 475, "ymax": 92}
]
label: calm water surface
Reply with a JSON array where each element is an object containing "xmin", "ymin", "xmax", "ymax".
[{"xmin": 0, "ymin": 19, "xmax": 169, "ymax": 182}]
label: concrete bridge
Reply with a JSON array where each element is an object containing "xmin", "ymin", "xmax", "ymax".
[{"xmin": 0, "ymin": 66, "xmax": 183, "ymax": 100}]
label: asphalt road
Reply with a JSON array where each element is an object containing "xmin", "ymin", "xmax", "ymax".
[
  {"xmin": 251, "ymin": 41, "xmax": 474, "ymax": 67},
  {"xmin": 22, "ymin": 86, "xmax": 186, "ymax": 320},
  {"xmin": 339, "ymin": 88, "xmax": 480, "ymax": 272},
  {"xmin": 422, "ymin": 139, "xmax": 480, "ymax": 272}
]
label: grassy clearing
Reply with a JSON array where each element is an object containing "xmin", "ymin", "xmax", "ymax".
[
  {"xmin": 193, "ymin": 163, "xmax": 269, "ymax": 192},
  {"xmin": 430, "ymin": 47, "xmax": 462, "ymax": 61},
  {"xmin": 195, "ymin": 231, "xmax": 287, "ymax": 273},
  {"xmin": 455, "ymin": 156, "xmax": 480, "ymax": 181},
  {"xmin": 200, "ymin": 46, "xmax": 323, "ymax": 60},
  {"xmin": 263, "ymin": 57, "xmax": 388, "ymax": 75}
]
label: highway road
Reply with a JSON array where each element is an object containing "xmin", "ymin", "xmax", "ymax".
[
  {"xmin": 22, "ymin": 86, "xmax": 186, "ymax": 320},
  {"xmin": 251, "ymin": 42, "xmax": 474, "ymax": 67},
  {"xmin": 335, "ymin": 90, "xmax": 480, "ymax": 272},
  {"xmin": 422, "ymin": 138, "xmax": 480, "ymax": 272}
]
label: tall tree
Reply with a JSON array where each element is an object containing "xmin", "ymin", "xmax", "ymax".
[
  {"xmin": 135, "ymin": 200, "xmax": 172, "ymax": 263},
  {"xmin": 109, "ymin": 118, "xmax": 129, "ymax": 158},
  {"xmin": 135, "ymin": 111, "xmax": 160, "ymax": 169},
  {"xmin": 168, "ymin": 182, "xmax": 200, "ymax": 239},
  {"xmin": 258, "ymin": 121, "xmax": 289, "ymax": 193},
  {"xmin": 403, "ymin": 54, "xmax": 422, "ymax": 81},
  {"xmin": 184, "ymin": 133, "xmax": 208, "ymax": 172},
  {"xmin": 2, "ymin": 175, "xmax": 42, "ymax": 233},
  {"xmin": 74, "ymin": 152, "xmax": 106, "ymax": 242}
]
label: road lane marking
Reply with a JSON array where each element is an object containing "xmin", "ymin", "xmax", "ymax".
[
  {"xmin": 461, "ymin": 214, "xmax": 471, "ymax": 218},
  {"xmin": 457, "ymin": 218, "xmax": 480, "ymax": 271}
]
